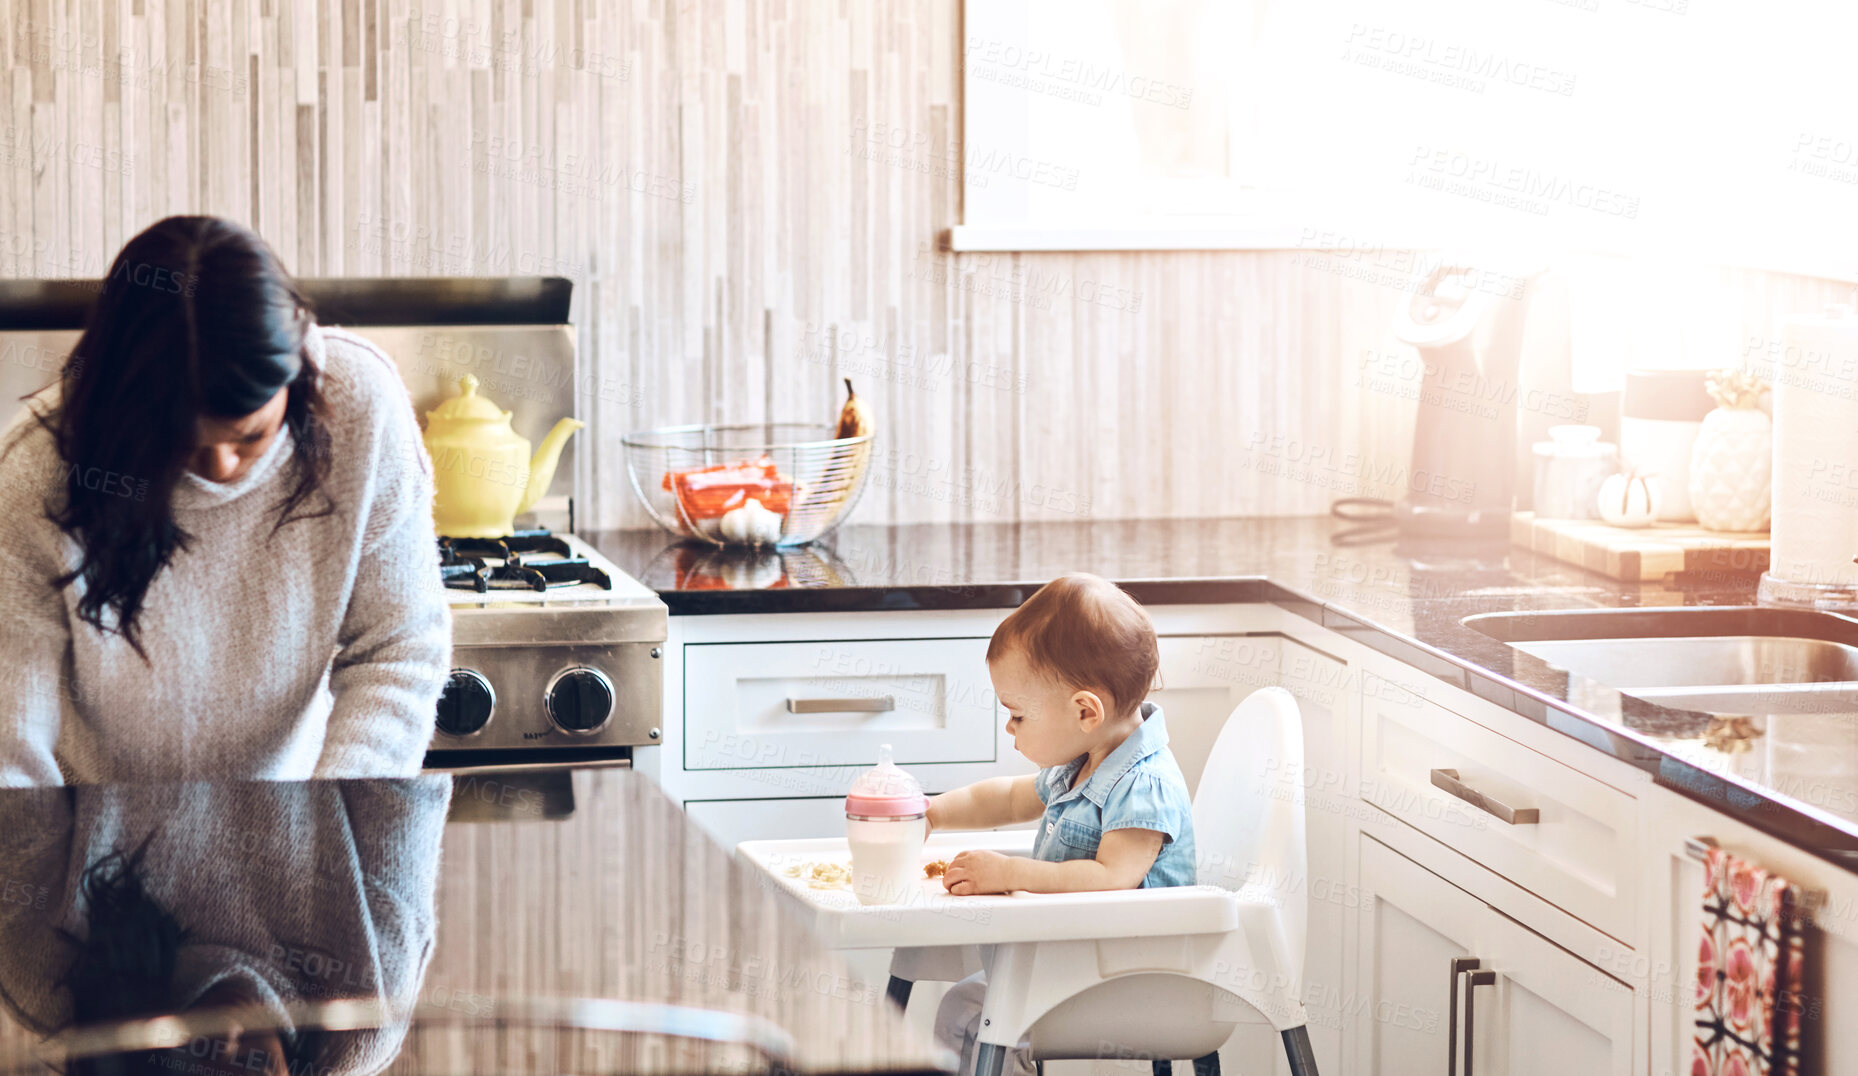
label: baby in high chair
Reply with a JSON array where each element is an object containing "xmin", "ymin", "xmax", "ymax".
[{"xmin": 926, "ymin": 573, "xmax": 1196, "ymax": 1075}]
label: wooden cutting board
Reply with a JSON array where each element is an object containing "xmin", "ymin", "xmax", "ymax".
[{"xmin": 1511, "ymin": 512, "xmax": 1770, "ymax": 581}]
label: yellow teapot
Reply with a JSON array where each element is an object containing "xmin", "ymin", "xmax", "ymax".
[{"xmin": 423, "ymin": 374, "xmax": 584, "ymax": 538}]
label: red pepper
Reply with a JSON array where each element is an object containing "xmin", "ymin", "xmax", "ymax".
[{"xmin": 663, "ymin": 457, "xmax": 794, "ymax": 521}]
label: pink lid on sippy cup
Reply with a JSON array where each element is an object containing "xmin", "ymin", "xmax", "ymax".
[{"xmin": 845, "ymin": 744, "xmax": 928, "ymax": 818}]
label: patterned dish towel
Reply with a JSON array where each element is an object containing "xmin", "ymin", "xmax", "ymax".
[{"xmin": 1693, "ymin": 846, "xmax": 1809, "ymax": 1076}]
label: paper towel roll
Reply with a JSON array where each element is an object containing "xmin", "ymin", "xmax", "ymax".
[{"xmin": 1768, "ymin": 308, "xmax": 1858, "ymax": 588}]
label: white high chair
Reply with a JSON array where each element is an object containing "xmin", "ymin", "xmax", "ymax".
[{"xmin": 927, "ymin": 685, "xmax": 1318, "ymax": 1076}]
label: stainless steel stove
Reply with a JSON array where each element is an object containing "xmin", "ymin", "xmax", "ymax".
[
  {"xmin": 431, "ymin": 527, "xmax": 666, "ymax": 762},
  {"xmin": 330, "ymin": 279, "xmax": 671, "ymax": 771}
]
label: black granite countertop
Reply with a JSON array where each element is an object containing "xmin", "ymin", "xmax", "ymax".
[{"xmin": 587, "ymin": 517, "xmax": 1858, "ymax": 873}]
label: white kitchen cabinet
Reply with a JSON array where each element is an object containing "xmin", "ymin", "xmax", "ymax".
[
  {"xmin": 1250, "ymin": 634, "xmax": 1351, "ymax": 1076},
  {"xmin": 1476, "ymin": 903, "xmax": 1636, "ymax": 1076},
  {"xmin": 1354, "ymin": 834, "xmax": 1635, "ymax": 1076},
  {"xmin": 1353, "ymin": 833, "xmax": 1484, "ymax": 1074}
]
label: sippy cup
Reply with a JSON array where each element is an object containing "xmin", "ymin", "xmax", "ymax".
[{"xmin": 844, "ymin": 744, "xmax": 929, "ymax": 905}]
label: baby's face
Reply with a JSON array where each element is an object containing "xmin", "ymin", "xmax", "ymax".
[{"xmin": 989, "ymin": 646, "xmax": 1092, "ymax": 768}]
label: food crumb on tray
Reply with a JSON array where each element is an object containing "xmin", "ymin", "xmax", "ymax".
[
  {"xmin": 781, "ymin": 860, "xmax": 851, "ymax": 890},
  {"xmin": 923, "ymin": 859, "xmax": 951, "ymax": 879}
]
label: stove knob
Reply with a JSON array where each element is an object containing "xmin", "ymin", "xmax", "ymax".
[
  {"xmin": 435, "ymin": 669, "xmax": 495, "ymax": 737},
  {"xmin": 546, "ymin": 667, "xmax": 614, "ymax": 735}
]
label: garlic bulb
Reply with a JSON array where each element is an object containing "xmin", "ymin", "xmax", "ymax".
[
  {"xmin": 1598, "ymin": 471, "xmax": 1661, "ymax": 528},
  {"xmin": 719, "ymin": 498, "xmax": 784, "ymax": 545}
]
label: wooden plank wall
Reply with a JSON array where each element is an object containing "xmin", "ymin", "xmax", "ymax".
[{"xmin": 1, "ymin": 1, "xmax": 1850, "ymax": 529}]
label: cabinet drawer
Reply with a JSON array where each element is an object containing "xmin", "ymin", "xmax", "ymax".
[
  {"xmin": 684, "ymin": 638, "xmax": 997, "ymax": 771},
  {"xmin": 1360, "ymin": 673, "xmax": 1638, "ymax": 940}
]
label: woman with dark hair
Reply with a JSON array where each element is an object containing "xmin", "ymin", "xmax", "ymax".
[{"xmin": 0, "ymin": 216, "xmax": 451, "ymax": 784}]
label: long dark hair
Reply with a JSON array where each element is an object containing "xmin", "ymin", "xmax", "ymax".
[
  {"xmin": 36, "ymin": 216, "xmax": 334, "ymax": 659},
  {"xmin": 58, "ymin": 841, "xmax": 327, "ymax": 1076},
  {"xmin": 58, "ymin": 838, "xmax": 190, "ymax": 1026}
]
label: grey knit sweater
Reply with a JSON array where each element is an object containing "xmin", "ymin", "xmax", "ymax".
[
  {"xmin": 0, "ymin": 777, "xmax": 452, "ymax": 1075},
  {"xmin": 0, "ymin": 325, "xmax": 452, "ymax": 785}
]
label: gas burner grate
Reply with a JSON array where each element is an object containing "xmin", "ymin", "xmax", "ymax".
[
  {"xmin": 439, "ymin": 528, "xmax": 573, "ymax": 563},
  {"xmin": 436, "ymin": 529, "xmax": 614, "ymax": 593},
  {"xmin": 441, "ymin": 560, "xmax": 491, "ymax": 592}
]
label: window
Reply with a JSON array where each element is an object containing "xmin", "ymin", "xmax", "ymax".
[{"xmin": 956, "ymin": 0, "xmax": 1858, "ymax": 280}]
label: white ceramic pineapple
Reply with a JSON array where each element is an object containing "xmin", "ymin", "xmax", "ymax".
[{"xmin": 1687, "ymin": 369, "xmax": 1771, "ymax": 532}]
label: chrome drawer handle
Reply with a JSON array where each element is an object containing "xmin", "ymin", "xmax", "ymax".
[
  {"xmin": 785, "ymin": 696, "xmax": 895, "ymax": 714},
  {"xmin": 1464, "ymin": 969, "xmax": 1495, "ymax": 1074},
  {"xmin": 1447, "ymin": 957, "xmax": 1479, "ymax": 1076},
  {"xmin": 1430, "ymin": 768, "xmax": 1540, "ymax": 825}
]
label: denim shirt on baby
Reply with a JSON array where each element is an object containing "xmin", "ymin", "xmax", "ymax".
[{"xmin": 1030, "ymin": 702, "xmax": 1197, "ymax": 888}]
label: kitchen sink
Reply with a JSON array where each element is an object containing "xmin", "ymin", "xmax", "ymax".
[{"xmin": 1463, "ymin": 608, "xmax": 1858, "ymax": 713}]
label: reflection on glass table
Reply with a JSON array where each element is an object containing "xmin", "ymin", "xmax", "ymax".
[{"xmin": 0, "ymin": 779, "xmax": 451, "ymax": 1076}]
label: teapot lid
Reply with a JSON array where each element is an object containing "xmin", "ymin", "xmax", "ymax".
[{"xmin": 427, "ymin": 375, "xmax": 508, "ymax": 423}]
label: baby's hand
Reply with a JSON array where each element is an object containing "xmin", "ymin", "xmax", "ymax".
[{"xmin": 942, "ymin": 849, "xmax": 1014, "ymax": 895}]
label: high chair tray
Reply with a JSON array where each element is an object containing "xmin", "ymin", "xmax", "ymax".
[{"xmin": 735, "ymin": 832, "xmax": 1241, "ymax": 950}]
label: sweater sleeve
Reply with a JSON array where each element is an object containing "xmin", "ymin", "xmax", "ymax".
[
  {"xmin": 0, "ymin": 420, "xmax": 72, "ymax": 788},
  {"xmin": 313, "ymin": 779, "xmax": 450, "ymax": 1076},
  {"xmin": 315, "ymin": 360, "xmax": 452, "ymax": 779},
  {"xmin": 341, "ymin": 777, "xmax": 451, "ymax": 1002}
]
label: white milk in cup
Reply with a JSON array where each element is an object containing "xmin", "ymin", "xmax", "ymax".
[{"xmin": 845, "ymin": 744, "xmax": 928, "ymax": 905}]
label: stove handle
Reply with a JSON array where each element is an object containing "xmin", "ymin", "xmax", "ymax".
[{"xmin": 785, "ymin": 696, "xmax": 895, "ymax": 714}]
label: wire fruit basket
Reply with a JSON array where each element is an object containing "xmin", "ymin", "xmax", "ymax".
[{"xmin": 622, "ymin": 423, "xmax": 874, "ymax": 548}]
